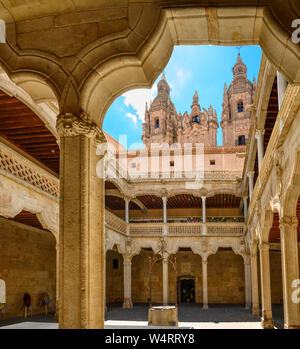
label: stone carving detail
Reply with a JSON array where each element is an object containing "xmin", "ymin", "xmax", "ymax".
[
  {"xmin": 56, "ymin": 112, "xmax": 106, "ymax": 143},
  {"xmin": 279, "ymin": 216, "xmax": 298, "ymax": 229}
]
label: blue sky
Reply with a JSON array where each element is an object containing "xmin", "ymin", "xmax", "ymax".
[{"xmin": 103, "ymin": 45, "xmax": 262, "ymax": 149}]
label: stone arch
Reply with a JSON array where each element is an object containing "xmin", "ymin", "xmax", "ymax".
[{"xmin": 79, "ymin": 5, "xmax": 300, "ymax": 127}]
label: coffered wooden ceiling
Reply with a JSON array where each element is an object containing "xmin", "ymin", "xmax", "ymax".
[
  {"xmin": 10, "ymin": 210, "xmax": 46, "ymax": 231},
  {"xmin": 105, "ymin": 195, "xmax": 140, "ymax": 211},
  {"xmin": 136, "ymin": 194, "xmax": 241, "ymax": 210},
  {"xmin": 0, "ymin": 90, "xmax": 59, "ymax": 175}
]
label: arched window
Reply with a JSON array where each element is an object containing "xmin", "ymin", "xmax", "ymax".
[
  {"xmin": 237, "ymin": 101, "xmax": 244, "ymax": 113},
  {"xmin": 238, "ymin": 135, "xmax": 246, "ymax": 146},
  {"xmin": 192, "ymin": 115, "xmax": 199, "ymax": 123},
  {"xmin": 0, "ymin": 279, "xmax": 5, "ymax": 305},
  {"xmin": 155, "ymin": 119, "xmax": 159, "ymax": 129}
]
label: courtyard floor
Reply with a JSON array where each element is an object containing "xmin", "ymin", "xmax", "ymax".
[{"xmin": 0, "ymin": 303, "xmax": 284, "ymax": 329}]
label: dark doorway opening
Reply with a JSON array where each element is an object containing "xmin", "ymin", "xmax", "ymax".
[{"xmin": 180, "ymin": 279, "xmax": 195, "ymax": 303}]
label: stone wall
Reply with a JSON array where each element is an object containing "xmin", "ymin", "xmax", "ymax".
[
  {"xmin": 0, "ymin": 218, "xmax": 56, "ymax": 319},
  {"xmin": 106, "ymin": 250, "xmax": 124, "ymax": 303},
  {"xmin": 270, "ymin": 250, "xmax": 283, "ymax": 304},
  {"xmin": 104, "ymin": 249, "xmax": 246, "ymax": 305},
  {"xmin": 207, "ymin": 249, "xmax": 245, "ymax": 304}
]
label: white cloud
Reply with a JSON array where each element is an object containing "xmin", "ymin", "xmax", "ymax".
[
  {"xmin": 122, "ymin": 84, "xmax": 157, "ymax": 122},
  {"xmin": 126, "ymin": 112, "xmax": 137, "ymax": 125}
]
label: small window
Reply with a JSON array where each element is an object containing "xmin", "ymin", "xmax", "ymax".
[
  {"xmin": 192, "ymin": 116, "xmax": 200, "ymax": 123},
  {"xmin": 155, "ymin": 119, "xmax": 159, "ymax": 129},
  {"xmin": 170, "ymin": 161, "xmax": 175, "ymax": 167},
  {"xmin": 238, "ymin": 135, "xmax": 246, "ymax": 146},
  {"xmin": 237, "ymin": 102, "xmax": 243, "ymax": 113},
  {"xmin": 210, "ymin": 160, "xmax": 215, "ymax": 165},
  {"xmin": 113, "ymin": 259, "xmax": 119, "ymax": 270}
]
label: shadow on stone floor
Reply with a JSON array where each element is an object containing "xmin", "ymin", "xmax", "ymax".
[
  {"xmin": 0, "ymin": 313, "xmax": 56, "ymax": 327},
  {"xmin": 106, "ymin": 303, "xmax": 284, "ymax": 328}
]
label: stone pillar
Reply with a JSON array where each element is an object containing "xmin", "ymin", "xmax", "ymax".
[
  {"xmin": 255, "ymin": 129, "xmax": 265, "ymax": 172},
  {"xmin": 251, "ymin": 247, "xmax": 260, "ymax": 316},
  {"xmin": 277, "ymin": 71, "xmax": 288, "ymax": 109},
  {"xmin": 201, "ymin": 196, "xmax": 207, "ymax": 235},
  {"xmin": 279, "ymin": 216, "xmax": 300, "ymax": 329},
  {"xmin": 163, "ymin": 252, "xmax": 169, "ymax": 305},
  {"xmin": 123, "ymin": 254, "xmax": 133, "ymax": 309},
  {"xmin": 125, "ymin": 197, "xmax": 130, "ymax": 224},
  {"xmin": 162, "ymin": 196, "xmax": 168, "ymax": 235},
  {"xmin": 247, "ymin": 171, "xmax": 254, "ymax": 200},
  {"xmin": 54, "ymin": 241, "xmax": 59, "ymax": 323},
  {"xmin": 243, "ymin": 196, "xmax": 248, "ymax": 221},
  {"xmin": 202, "ymin": 257, "xmax": 208, "ymax": 309},
  {"xmin": 259, "ymin": 242, "xmax": 274, "ymax": 328},
  {"xmin": 57, "ymin": 113, "xmax": 106, "ymax": 329},
  {"xmin": 244, "ymin": 255, "xmax": 252, "ymax": 309}
]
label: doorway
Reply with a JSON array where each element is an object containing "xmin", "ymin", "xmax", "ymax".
[{"xmin": 180, "ymin": 278, "xmax": 195, "ymax": 303}]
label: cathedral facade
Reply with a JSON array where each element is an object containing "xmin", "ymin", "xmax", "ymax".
[{"xmin": 142, "ymin": 54, "xmax": 256, "ymax": 148}]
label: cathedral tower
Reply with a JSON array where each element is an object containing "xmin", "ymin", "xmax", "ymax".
[
  {"xmin": 142, "ymin": 73, "xmax": 177, "ymax": 148},
  {"xmin": 221, "ymin": 53, "xmax": 256, "ymax": 146}
]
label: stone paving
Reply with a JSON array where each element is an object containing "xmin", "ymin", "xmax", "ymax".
[{"xmin": 0, "ymin": 304, "xmax": 284, "ymax": 329}]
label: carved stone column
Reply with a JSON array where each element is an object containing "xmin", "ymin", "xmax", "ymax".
[
  {"xmin": 243, "ymin": 196, "xmax": 248, "ymax": 221},
  {"xmin": 251, "ymin": 247, "xmax": 260, "ymax": 316},
  {"xmin": 279, "ymin": 216, "xmax": 300, "ymax": 329},
  {"xmin": 201, "ymin": 196, "xmax": 207, "ymax": 235},
  {"xmin": 125, "ymin": 197, "xmax": 130, "ymax": 224},
  {"xmin": 163, "ymin": 252, "xmax": 169, "ymax": 305},
  {"xmin": 277, "ymin": 71, "xmax": 288, "ymax": 108},
  {"xmin": 57, "ymin": 113, "xmax": 106, "ymax": 329},
  {"xmin": 162, "ymin": 196, "xmax": 168, "ymax": 236},
  {"xmin": 244, "ymin": 255, "xmax": 252, "ymax": 309},
  {"xmin": 247, "ymin": 171, "xmax": 254, "ymax": 200},
  {"xmin": 202, "ymin": 257, "xmax": 208, "ymax": 309},
  {"xmin": 123, "ymin": 254, "xmax": 133, "ymax": 309},
  {"xmin": 259, "ymin": 242, "xmax": 274, "ymax": 328},
  {"xmin": 54, "ymin": 241, "xmax": 59, "ymax": 323},
  {"xmin": 255, "ymin": 129, "xmax": 265, "ymax": 172}
]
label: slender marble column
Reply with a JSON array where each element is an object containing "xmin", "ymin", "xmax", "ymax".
[
  {"xmin": 54, "ymin": 242, "xmax": 59, "ymax": 323},
  {"xmin": 202, "ymin": 258, "xmax": 208, "ymax": 309},
  {"xmin": 255, "ymin": 129, "xmax": 265, "ymax": 172},
  {"xmin": 277, "ymin": 71, "xmax": 288, "ymax": 109},
  {"xmin": 279, "ymin": 216, "xmax": 300, "ymax": 329},
  {"xmin": 244, "ymin": 255, "xmax": 252, "ymax": 309},
  {"xmin": 123, "ymin": 254, "xmax": 133, "ymax": 308},
  {"xmin": 125, "ymin": 197, "xmax": 130, "ymax": 224},
  {"xmin": 247, "ymin": 171, "xmax": 254, "ymax": 200},
  {"xmin": 259, "ymin": 242, "xmax": 274, "ymax": 328},
  {"xmin": 243, "ymin": 196, "xmax": 248, "ymax": 221},
  {"xmin": 251, "ymin": 248, "xmax": 260, "ymax": 316},
  {"xmin": 162, "ymin": 196, "xmax": 168, "ymax": 235},
  {"xmin": 163, "ymin": 252, "xmax": 169, "ymax": 305},
  {"xmin": 202, "ymin": 196, "xmax": 207, "ymax": 235}
]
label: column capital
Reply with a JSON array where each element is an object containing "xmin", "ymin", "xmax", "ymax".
[
  {"xmin": 123, "ymin": 254, "xmax": 132, "ymax": 265},
  {"xmin": 56, "ymin": 112, "xmax": 106, "ymax": 143},
  {"xmin": 201, "ymin": 196, "xmax": 207, "ymax": 202},
  {"xmin": 279, "ymin": 216, "xmax": 298, "ymax": 229},
  {"xmin": 255, "ymin": 128, "xmax": 265, "ymax": 139},
  {"xmin": 243, "ymin": 195, "xmax": 248, "ymax": 200},
  {"xmin": 247, "ymin": 171, "xmax": 255, "ymax": 178},
  {"xmin": 259, "ymin": 242, "xmax": 269, "ymax": 251},
  {"xmin": 202, "ymin": 259, "xmax": 208, "ymax": 264}
]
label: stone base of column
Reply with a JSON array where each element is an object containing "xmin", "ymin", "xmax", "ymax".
[
  {"xmin": 252, "ymin": 307, "xmax": 260, "ymax": 316},
  {"xmin": 261, "ymin": 318, "xmax": 274, "ymax": 329},
  {"xmin": 123, "ymin": 298, "xmax": 133, "ymax": 309},
  {"xmin": 53, "ymin": 301, "xmax": 59, "ymax": 322},
  {"xmin": 245, "ymin": 304, "xmax": 251, "ymax": 310},
  {"xmin": 203, "ymin": 304, "xmax": 208, "ymax": 309}
]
